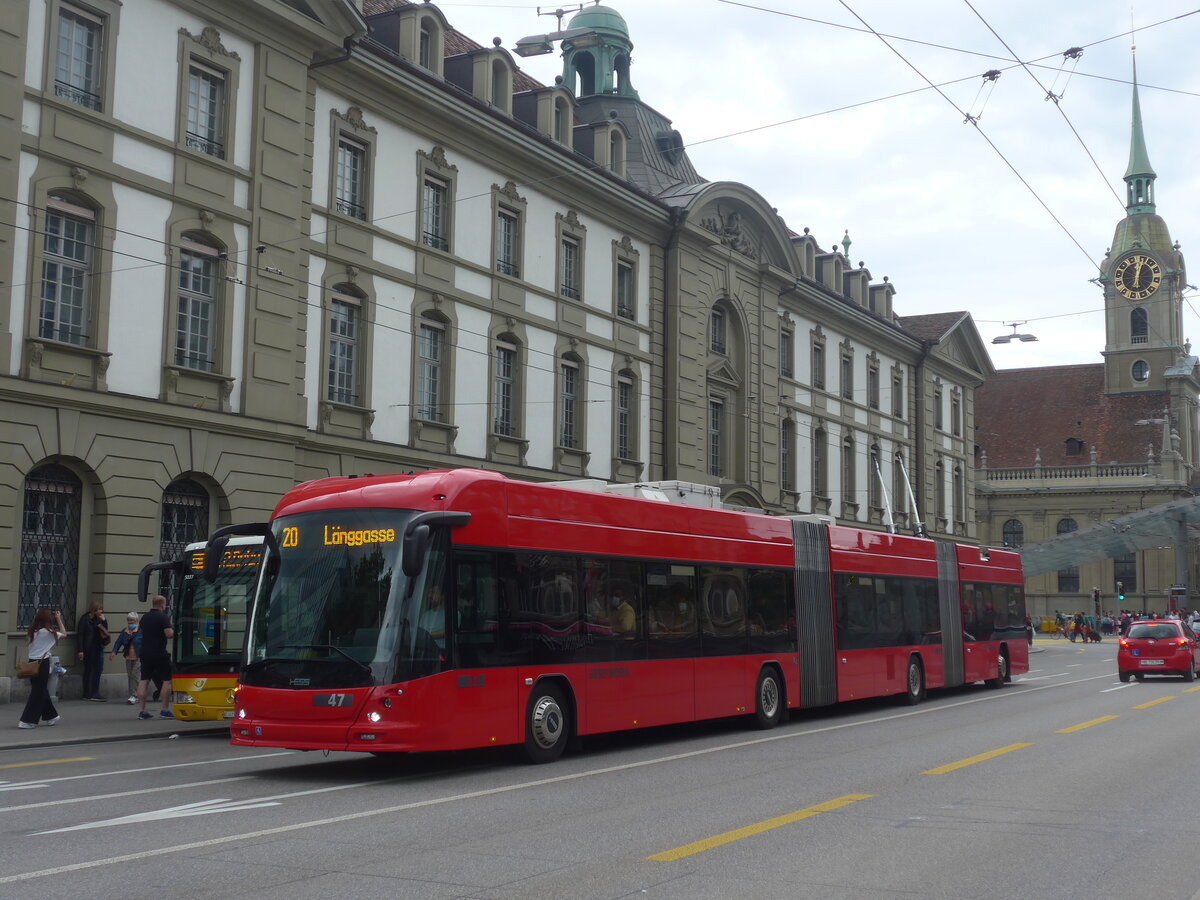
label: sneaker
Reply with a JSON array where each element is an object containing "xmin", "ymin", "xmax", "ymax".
[
  {"xmin": 127, "ymin": 696, "xmax": 137, "ymax": 705},
  {"xmin": 41, "ymin": 717, "xmax": 60, "ymax": 726},
  {"xmin": 137, "ymin": 711, "xmax": 153, "ymax": 720},
  {"xmin": 159, "ymin": 710, "xmax": 174, "ymax": 719},
  {"xmin": 17, "ymin": 721, "xmax": 36, "ymax": 729},
  {"xmin": 91, "ymin": 697, "xmax": 107, "ymax": 702}
]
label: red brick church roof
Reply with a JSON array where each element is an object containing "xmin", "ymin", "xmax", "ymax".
[{"xmin": 974, "ymin": 365, "xmax": 1169, "ymax": 468}]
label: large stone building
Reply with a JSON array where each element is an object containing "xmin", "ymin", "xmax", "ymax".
[
  {"xmin": 975, "ymin": 69, "xmax": 1200, "ymax": 618},
  {"xmin": 1, "ymin": 0, "xmax": 989, "ymax": 687}
]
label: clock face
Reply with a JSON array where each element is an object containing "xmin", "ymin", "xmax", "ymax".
[{"xmin": 1113, "ymin": 253, "xmax": 1162, "ymax": 300}]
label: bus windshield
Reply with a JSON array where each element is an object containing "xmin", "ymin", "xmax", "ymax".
[
  {"xmin": 242, "ymin": 509, "xmax": 442, "ymax": 689},
  {"xmin": 176, "ymin": 542, "xmax": 261, "ymax": 671}
]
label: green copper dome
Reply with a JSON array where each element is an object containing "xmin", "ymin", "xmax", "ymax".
[{"xmin": 568, "ymin": 5, "xmax": 630, "ymax": 37}]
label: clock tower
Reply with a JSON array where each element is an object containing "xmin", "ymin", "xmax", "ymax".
[{"xmin": 1100, "ymin": 59, "xmax": 1189, "ymax": 397}]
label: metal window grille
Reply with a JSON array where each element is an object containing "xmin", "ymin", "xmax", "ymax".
[
  {"xmin": 175, "ymin": 246, "xmax": 216, "ymax": 371},
  {"xmin": 327, "ymin": 296, "xmax": 359, "ymax": 405},
  {"xmin": 336, "ymin": 139, "xmax": 367, "ymax": 220},
  {"xmin": 159, "ymin": 479, "xmax": 209, "ymax": 598},
  {"xmin": 710, "ymin": 309, "xmax": 726, "ymax": 354},
  {"xmin": 422, "ymin": 178, "xmax": 449, "ymax": 250},
  {"xmin": 417, "ymin": 322, "xmax": 443, "ymax": 421},
  {"xmin": 19, "ymin": 464, "xmax": 82, "ymax": 628},
  {"xmin": 55, "ymin": 6, "xmax": 103, "ymax": 111},
  {"xmin": 493, "ymin": 344, "xmax": 515, "ymax": 436},
  {"xmin": 1002, "ymin": 519, "xmax": 1023, "ymax": 549},
  {"xmin": 185, "ymin": 63, "xmax": 226, "ymax": 159},
  {"xmin": 40, "ymin": 204, "xmax": 92, "ymax": 345}
]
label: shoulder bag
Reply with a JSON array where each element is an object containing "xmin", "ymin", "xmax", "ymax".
[{"xmin": 15, "ymin": 659, "xmax": 41, "ymax": 679}]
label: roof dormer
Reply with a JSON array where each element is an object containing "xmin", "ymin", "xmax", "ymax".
[
  {"xmin": 367, "ymin": 3, "xmax": 449, "ymax": 77},
  {"xmin": 444, "ymin": 39, "xmax": 515, "ymax": 114},
  {"xmin": 513, "ymin": 82, "xmax": 575, "ymax": 148},
  {"xmin": 868, "ymin": 279, "xmax": 895, "ymax": 318},
  {"xmin": 572, "ymin": 115, "xmax": 629, "ymax": 177},
  {"xmin": 843, "ymin": 265, "xmax": 869, "ymax": 306}
]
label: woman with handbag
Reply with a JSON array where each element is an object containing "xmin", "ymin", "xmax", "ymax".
[{"xmin": 18, "ymin": 608, "xmax": 67, "ymax": 729}]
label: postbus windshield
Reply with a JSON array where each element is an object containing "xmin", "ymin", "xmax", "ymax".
[
  {"xmin": 242, "ymin": 509, "xmax": 444, "ymax": 690},
  {"xmin": 176, "ymin": 542, "xmax": 261, "ymax": 671}
]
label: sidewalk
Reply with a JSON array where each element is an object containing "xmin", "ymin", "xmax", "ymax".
[{"xmin": 2, "ymin": 695, "xmax": 228, "ymax": 752}]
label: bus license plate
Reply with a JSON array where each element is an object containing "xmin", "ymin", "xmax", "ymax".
[
  {"xmin": 222, "ymin": 710, "xmax": 235, "ymax": 718},
  {"xmin": 312, "ymin": 693, "xmax": 354, "ymax": 707}
]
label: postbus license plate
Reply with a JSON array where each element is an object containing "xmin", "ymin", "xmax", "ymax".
[{"xmin": 312, "ymin": 693, "xmax": 354, "ymax": 707}]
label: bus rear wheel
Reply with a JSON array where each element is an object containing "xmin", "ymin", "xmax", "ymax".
[
  {"xmin": 754, "ymin": 667, "xmax": 783, "ymax": 729},
  {"xmin": 902, "ymin": 657, "xmax": 924, "ymax": 705},
  {"xmin": 524, "ymin": 683, "xmax": 569, "ymax": 764}
]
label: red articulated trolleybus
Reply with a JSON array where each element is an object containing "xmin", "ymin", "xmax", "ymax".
[{"xmin": 207, "ymin": 468, "xmax": 1028, "ymax": 763}]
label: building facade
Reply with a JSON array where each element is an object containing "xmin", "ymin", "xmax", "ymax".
[
  {"xmin": 975, "ymin": 69, "xmax": 1200, "ymax": 618},
  {"xmin": 1, "ymin": 0, "xmax": 988, "ymax": 689}
]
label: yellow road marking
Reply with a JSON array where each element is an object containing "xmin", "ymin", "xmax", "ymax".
[
  {"xmin": 1184, "ymin": 686, "xmax": 1200, "ymax": 694},
  {"xmin": 646, "ymin": 793, "xmax": 870, "ymax": 861},
  {"xmin": 0, "ymin": 757, "xmax": 94, "ymax": 771},
  {"xmin": 923, "ymin": 742, "xmax": 1031, "ymax": 775},
  {"xmin": 1133, "ymin": 696, "xmax": 1175, "ymax": 710},
  {"xmin": 1057, "ymin": 716, "xmax": 1118, "ymax": 733}
]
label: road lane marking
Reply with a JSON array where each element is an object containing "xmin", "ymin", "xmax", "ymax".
[
  {"xmin": 923, "ymin": 742, "xmax": 1032, "ymax": 775},
  {"xmin": 645, "ymin": 794, "xmax": 871, "ymax": 862},
  {"xmin": 0, "ymin": 752, "xmax": 291, "ymax": 792},
  {"xmin": 1133, "ymin": 696, "xmax": 1175, "ymax": 710},
  {"xmin": 1022, "ymin": 673, "xmax": 1069, "ymax": 681},
  {"xmin": 1057, "ymin": 716, "xmax": 1119, "ymax": 733},
  {"xmin": 1184, "ymin": 686, "xmax": 1200, "ymax": 694},
  {"xmin": 0, "ymin": 671, "xmax": 1120, "ymax": 884},
  {"xmin": 0, "ymin": 777, "xmax": 254, "ymax": 813},
  {"xmin": 0, "ymin": 758, "xmax": 93, "ymax": 771}
]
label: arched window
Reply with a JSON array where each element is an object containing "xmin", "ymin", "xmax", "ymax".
[
  {"xmin": 1130, "ymin": 307, "xmax": 1148, "ymax": 344},
  {"xmin": 608, "ymin": 129, "xmax": 625, "ymax": 176},
  {"xmin": 554, "ymin": 96, "xmax": 571, "ymax": 144},
  {"xmin": 1002, "ymin": 518, "xmax": 1024, "ymax": 549},
  {"xmin": 19, "ymin": 463, "xmax": 83, "ymax": 627},
  {"xmin": 159, "ymin": 478, "xmax": 210, "ymax": 596},
  {"xmin": 1057, "ymin": 518, "xmax": 1079, "ymax": 593}
]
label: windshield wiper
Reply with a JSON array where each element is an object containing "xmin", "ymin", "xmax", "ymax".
[{"xmin": 279, "ymin": 643, "xmax": 372, "ymax": 675}]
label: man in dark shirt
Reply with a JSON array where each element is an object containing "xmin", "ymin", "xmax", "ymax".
[
  {"xmin": 136, "ymin": 594, "xmax": 175, "ymax": 720},
  {"xmin": 76, "ymin": 601, "xmax": 110, "ymax": 700}
]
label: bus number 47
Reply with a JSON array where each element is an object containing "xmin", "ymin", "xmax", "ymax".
[{"xmin": 313, "ymin": 693, "xmax": 353, "ymax": 707}]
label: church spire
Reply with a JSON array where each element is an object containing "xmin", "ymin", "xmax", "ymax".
[{"xmin": 1124, "ymin": 52, "xmax": 1157, "ymax": 214}]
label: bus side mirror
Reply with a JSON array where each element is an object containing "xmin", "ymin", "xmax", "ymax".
[
  {"xmin": 402, "ymin": 525, "xmax": 429, "ymax": 578},
  {"xmin": 204, "ymin": 537, "xmax": 230, "ymax": 584}
]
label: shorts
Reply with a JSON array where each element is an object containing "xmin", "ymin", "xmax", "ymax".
[{"xmin": 139, "ymin": 656, "xmax": 173, "ymax": 688}]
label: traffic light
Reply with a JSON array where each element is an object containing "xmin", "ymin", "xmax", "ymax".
[
  {"xmin": 1117, "ymin": 581, "xmax": 1125, "ymax": 602},
  {"xmin": 1092, "ymin": 588, "xmax": 1100, "ymax": 604}
]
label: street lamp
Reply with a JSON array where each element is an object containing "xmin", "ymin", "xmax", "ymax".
[{"xmin": 991, "ymin": 321, "xmax": 1038, "ymax": 344}]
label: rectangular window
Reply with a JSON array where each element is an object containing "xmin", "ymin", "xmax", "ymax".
[
  {"xmin": 868, "ymin": 452, "xmax": 880, "ymax": 508},
  {"xmin": 951, "ymin": 395, "xmax": 961, "ymax": 436},
  {"xmin": 335, "ymin": 138, "xmax": 367, "ymax": 220},
  {"xmin": 780, "ymin": 330, "xmax": 793, "ymax": 378},
  {"xmin": 1114, "ymin": 552, "xmax": 1137, "ymax": 593},
  {"xmin": 708, "ymin": 398, "xmax": 723, "ymax": 477},
  {"xmin": 892, "ymin": 374, "xmax": 904, "ymax": 417},
  {"xmin": 840, "ymin": 354, "xmax": 853, "ymax": 400},
  {"xmin": 496, "ymin": 208, "xmax": 520, "ymax": 277},
  {"xmin": 616, "ymin": 261, "xmax": 635, "ymax": 319},
  {"xmin": 616, "ymin": 376, "xmax": 633, "ymax": 459},
  {"xmin": 39, "ymin": 201, "xmax": 93, "ymax": 345},
  {"xmin": 559, "ymin": 361, "xmax": 578, "ymax": 448},
  {"xmin": 893, "ymin": 455, "xmax": 906, "ymax": 512},
  {"xmin": 417, "ymin": 322, "xmax": 443, "ymax": 421},
  {"xmin": 812, "ymin": 344, "xmax": 825, "ymax": 390},
  {"xmin": 868, "ymin": 367, "xmax": 879, "ymax": 409},
  {"xmin": 813, "ymin": 431, "xmax": 826, "ymax": 495},
  {"xmin": 935, "ymin": 390, "xmax": 944, "ymax": 430},
  {"xmin": 493, "ymin": 343, "xmax": 515, "ymax": 436},
  {"xmin": 781, "ymin": 421, "xmax": 794, "ymax": 492},
  {"xmin": 185, "ymin": 62, "xmax": 226, "ymax": 159},
  {"xmin": 175, "ymin": 244, "xmax": 217, "ymax": 371},
  {"xmin": 560, "ymin": 237, "xmax": 580, "ymax": 299},
  {"xmin": 422, "ymin": 177, "xmax": 449, "ymax": 251},
  {"xmin": 327, "ymin": 294, "xmax": 359, "ymax": 405},
  {"xmin": 55, "ymin": 4, "xmax": 103, "ymax": 111}
]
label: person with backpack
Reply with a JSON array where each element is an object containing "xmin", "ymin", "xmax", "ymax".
[{"xmin": 108, "ymin": 612, "xmax": 143, "ymax": 705}]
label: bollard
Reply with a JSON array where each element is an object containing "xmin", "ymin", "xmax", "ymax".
[{"xmin": 48, "ymin": 655, "xmax": 65, "ymax": 701}]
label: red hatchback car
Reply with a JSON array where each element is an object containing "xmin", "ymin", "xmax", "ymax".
[{"xmin": 1118, "ymin": 620, "xmax": 1200, "ymax": 681}]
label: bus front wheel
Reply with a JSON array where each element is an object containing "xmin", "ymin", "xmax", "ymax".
[
  {"xmin": 985, "ymin": 651, "xmax": 1008, "ymax": 689},
  {"xmin": 524, "ymin": 683, "xmax": 569, "ymax": 764},
  {"xmin": 754, "ymin": 667, "xmax": 783, "ymax": 729}
]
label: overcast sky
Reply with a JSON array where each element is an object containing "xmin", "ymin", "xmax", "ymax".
[{"xmin": 424, "ymin": 0, "xmax": 1200, "ymax": 370}]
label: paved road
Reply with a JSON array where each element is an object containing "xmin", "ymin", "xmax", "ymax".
[{"xmin": 2, "ymin": 639, "xmax": 1197, "ymax": 899}]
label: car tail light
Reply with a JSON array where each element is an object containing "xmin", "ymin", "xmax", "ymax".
[
  {"xmin": 1119, "ymin": 638, "xmax": 1129, "ymax": 648},
  {"xmin": 1175, "ymin": 638, "xmax": 1189, "ymax": 647}
]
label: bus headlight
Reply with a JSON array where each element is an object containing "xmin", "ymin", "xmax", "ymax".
[{"xmin": 172, "ymin": 692, "xmax": 196, "ymax": 704}]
